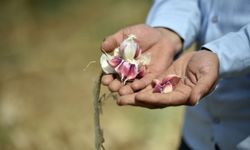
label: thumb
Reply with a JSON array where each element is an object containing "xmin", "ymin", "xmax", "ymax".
[
  {"xmin": 101, "ymin": 29, "xmax": 127, "ymax": 53},
  {"xmin": 189, "ymin": 75, "xmax": 217, "ymax": 105}
]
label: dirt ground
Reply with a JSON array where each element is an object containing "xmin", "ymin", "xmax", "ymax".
[{"xmin": 0, "ymin": 0, "xmax": 184, "ymax": 150}]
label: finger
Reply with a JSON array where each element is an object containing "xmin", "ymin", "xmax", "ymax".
[
  {"xmin": 117, "ymin": 94, "xmax": 135, "ymax": 105},
  {"xmin": 118, "ymin": 86, "xmax": 153, "ymax": 106},
  {"xmin": 108, "ymin": 79, "xmax": 123, "ymax": 92},
  {"xmin": 131, "ymin": 73, "xmax": 156, "ymax": 91},
  {"xmin": 118, "ymin": 79, "xmax": 151, "ymax": 96},
  {"xmin": 101, "ymin": 74, "xmax": 114, "ymax": 86},
  {"xmin": 135, "ymin": 84, "xmax": 191, "ymax": 106},
  {"xmin": 119, "ymin": 84, "xmax": 134, "ymax": 96},
  {"xmin": 189, "ymin": 74, "xmax": 217, "ymax": 105},
  {"xmin": 135, "ymin": 92, "xmax": 184, "ymax": 107},
  {"xmin": 117, "ymin": 93, "xmax": 159, "ymax": 109}
]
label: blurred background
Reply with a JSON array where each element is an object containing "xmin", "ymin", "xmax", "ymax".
[{"xmin": 0, "ymin": 0, "xmax": 184, "ymax": 150}]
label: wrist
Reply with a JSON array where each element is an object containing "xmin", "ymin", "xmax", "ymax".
[{"xmin": 156, "ymin": 27, "xmax": 183, "ymax": 55}]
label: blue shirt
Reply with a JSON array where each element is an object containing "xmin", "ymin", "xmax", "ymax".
[{"xmin": 146, "ymin": 0, "xmax": 250, "ymax": 149}]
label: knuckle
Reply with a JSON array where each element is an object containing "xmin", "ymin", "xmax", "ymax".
[
  {"xmin": 118, "ymin": 88, "xmax": 127, "ymax": 96},
  {"xmin": 119, "ymin": 87, "xmax": 132, "ymax": 96},
  {"xmin": 108, "ymin": 85, "xmax": 118, "ymax": 92},
  {"xmin": 132, "ymin": 82, "xmax": 142, "ymax": 90}
]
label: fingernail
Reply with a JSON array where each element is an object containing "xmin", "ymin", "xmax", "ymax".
[{"xmin": 194, "ymin": 95, "xmax": 201, "ymax": 105}]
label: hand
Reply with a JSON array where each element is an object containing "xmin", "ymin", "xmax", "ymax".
[
  {"xmin": 117, "ymin": 50, "xmax": 219, "ymax": 108},
  {"xmin": 101, "ymin": 24, "xmax": 182, "ymax": 95}
]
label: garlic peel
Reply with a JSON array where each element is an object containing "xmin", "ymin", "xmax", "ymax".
[{"xmin": 100, "ymin": 54, "xmax": 115, "ymax": 74}]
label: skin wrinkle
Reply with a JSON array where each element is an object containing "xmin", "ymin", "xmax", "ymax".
[
  {"xmin": 175, "ymin": 85, "xmax": 191, "ymax": 104},
  {"xmin": 184, "ymin": 78, "xmax": 195, "ymax": 89},
  {"xmin": 186, "ymin": 70, "xmax": 197, "ymax": 86}
]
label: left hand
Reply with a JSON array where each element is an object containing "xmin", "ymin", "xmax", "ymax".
[
  {"xmin": 101, "ymin": 24, "xmax": 182, "ymax": 95},
  {"xmin": 117, "ymin": 50, "xmax": 219, "ymax": 109}
]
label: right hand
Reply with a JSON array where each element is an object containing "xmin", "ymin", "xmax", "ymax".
[
  {"xmin": 101, "ymin": 24, "xmax": 183, "ymax": 96},
  {"xmin": 117, "ymin": 50, "xmax": 219, "ymax": 108}
]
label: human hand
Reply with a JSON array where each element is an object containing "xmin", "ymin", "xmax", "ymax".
[
  {"xmin": 101, "ymin": 24, "xmax": 182, "ymax": 95},
  {"xmin": 117, "ymin": 50, "xmax": 219, "ymax": 108}
]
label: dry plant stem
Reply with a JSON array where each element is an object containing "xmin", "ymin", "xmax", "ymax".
[{"xmin": 93, "ymin": 71, "xmax": 105, "ymax": 150}]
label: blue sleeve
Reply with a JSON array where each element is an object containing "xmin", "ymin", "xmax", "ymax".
[
  {"xmin": 146, "ymin": 0, "xmax": 201, "ymax": 49},
  {"xmin": 203, "ymin": 24, "xmax": 250, "ymax": 77}
]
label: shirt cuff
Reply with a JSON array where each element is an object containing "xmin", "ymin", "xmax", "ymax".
[{"xmin": 202, "ymin": 26, "xmax": 250, "ymax": 76}]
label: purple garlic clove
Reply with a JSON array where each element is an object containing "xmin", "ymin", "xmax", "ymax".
[
  {"xmin": 153, "ymin": 75, "xmax": 181, "ymax": 93},
  {"xmin": 108, "ymin": 56, "xmax": 122, "ymax": 68},
  {"xmin": 115, "ymin": 61, "xmax": 131, "ymax": 81}
]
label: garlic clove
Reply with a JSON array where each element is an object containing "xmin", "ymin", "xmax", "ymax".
[
  {"xmin": 100, "ymin": 54, "xmax": 115, "ymax": 74},
  {"xmin": 115, "ymin": 61, "xmax": 131, "ymax": 81},
  {"xmin": 108, "ymin": 56, "xmax": 122, "ymax": 68},
  {"xmin": 162, "ymin": 82, "xmax": 173, "ymax": 94},
  {"xmin": 120, "ymin": 34, "xmax": 140, "ymax": 60},
  {"xmin": 137, "ymin": 65, "xmax": 146, "ymax": 78},
  {"xmin": 162, "ymin": 74, "xmax": 181, "ymax": 87},
  {"xmin": 125, "ymin": 64, "xmax": 139, "ymax": 82},
  {"xmin": 100, "ymin": 34, "xmax": 150, "ymax": 83},
  {"xmin": 153, "ymin": 84, "xmax": 162, "ymax": 93},
  {"xmin": 152, "ymin": 75, "xmax": 181, "ymax": 93}
]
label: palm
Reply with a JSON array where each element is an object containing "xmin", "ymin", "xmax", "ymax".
[{"xmin": 117, "ymin": 51, "xmax": 219, "ymax": 109}]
